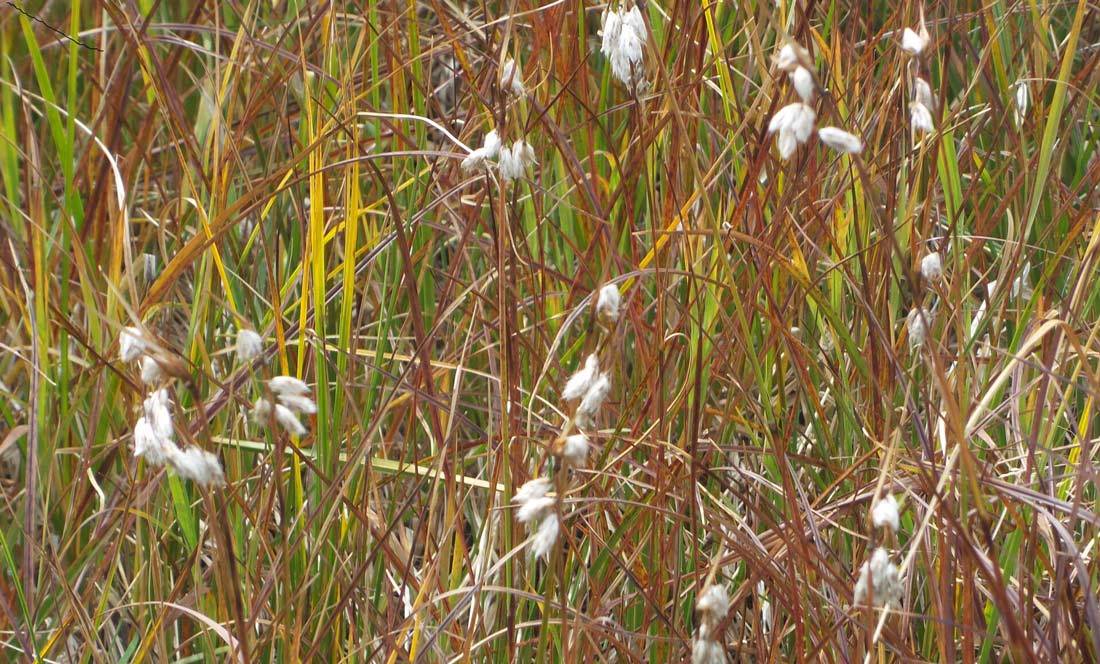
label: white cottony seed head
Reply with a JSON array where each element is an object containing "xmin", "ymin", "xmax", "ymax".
[
  {"xmin": 921, "ymin": 252, "xmax": 943, "ymax": 282},
  {"xmin": 913, "ymin": 77, "xmax": 934, "ymax": 109},
  {"xmin": 900, "ymin": 26, "xmax": 930, "ymax": 56},
  {"xmin": 119, "ymin": 326, "xmax": 148, "ymax": 363},
  {"xmin": 498, "ymin": 141, "xmax": 536, "ymax": 181},
  {"xmin": 500, "ymin": 57, "xmax": 525, "ymax": 96},
  {"xmin": 133, "ymin": 416, "xmax": 174, "ymax": 466},
  {"xmin": 515, "ymin": 477, "xmax": 552, "ymax": 504},
  {"xmin": 910, "ymin": 102, "xmax": 934, "ymax": 133},
  {"xmin": 560, "ymin": 433, "xmax": 591, "ymax": 466},
  {"xmin": 460, "ymin": 129, "xmax": 504, "ymax": 171},
  {"xmin": 906, "ymin": 307, "xmax": 932, "ymax": 349},
  {"xmin": 530, "ymin": 512, "xmax": 560, "ymax": 559},
  {"xmin": 252, "ymin": 397, "xmax": 273, "ymax": 420},
  {"xmin": 274, "ymin": 403, "xmax": 307, "ymax": 436},
  {"xmin": 776, "ymin": 131, "xmax": 798, "ymax": 160},
  {"xmin": 601, "ymin": 4, "xmax": 647, "ymax": 88},
  {"xmin": 596, "ymin": 283, "xmax": 621, "ymax": 323},
  {"xmin": 790, "ymin": 66, "xmax": 815, "ymax": 103},
  {"xmin": 768, "ymin": 103, "xmax": 816, "ymax": 142},
  {"xmin": 278, "ymin": 393, "xmax": 317, "ymax": 415},
  {"xmin": 768, "ymin": 103, "xmax": 816, "ymax": 160},
  {"xmin": 576, "ymin": 373, "xmax": 612, "ymax": 427},
  {"xmin": 562, "ymin": 354, "xmax": 599, "ymax": 401},
  {"xmin": 143, "ymin": 389, "xmax": 175, "ymax": 440},
  {"xmin": 516, "ymin": 495, "xmax": 555, "ymax": 524},
  {"xmin": 236, "ymin": 328, "xmax": 263, "ymax": 362},
  {"xmin": 139, "ymin": 356, "xmax": 164, "ymax": 386},
  {"xmin": 482, "ymin": 129, "xmax": 502, "ymax": 156},
  {"xmin": 871, "ymin": 493, "xmax": 900, "ymax": 532},
  {"xmin": 697, "ymin": 584, "xmax": 731, "ymax": 620},
  {"xmin": 269, "ymin": 376, "xmax": 310, "ymax": 397},
  {"xmin": 693, "ymin": 583, "xmax": 730, "ymax": 663},
  {"xmin": 691, "ymin": 638, "xmax": 726, "ymax": 664},
  {"xmin": 773, "ymin": 41, "xmax": 810, "ymax": 73},
  {"xmin": 168, "ymin": 447, "xmax": 226, "ymax": 488},
  {"xmin": 817, "ymin": 127, "xmax": 863, "ymax": 154},
  {"xmin": 854, "ymin": 547, "xmax": 903, "ymax": 607}
]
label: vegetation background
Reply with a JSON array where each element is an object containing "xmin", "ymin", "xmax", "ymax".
[{"xmin": 0, "ymin": 0, "xmax": 1098, "ymax": 660}]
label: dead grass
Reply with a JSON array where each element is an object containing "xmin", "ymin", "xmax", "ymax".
[{"xmin": 0, "ymin": 0, "xmax": 1099, "ymax": 661}]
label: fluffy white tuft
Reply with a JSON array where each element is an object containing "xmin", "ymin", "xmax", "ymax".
[
  {"xmin": 236, "ymin": 328, "xmax": 264, "ymax": 362},
  {"xmin": 560, "ymin": 433, "xmax": 591, "ymax": 466},
  {"xmin": 910, "ymin": 102, "xmax": 934, "ymax": 133},
  {"xmin": 500, "ymin": 57, "xmax": 525, "ymax": 96},
  {"xmin": 168, "ymin": 447, "xmax": 226, "ymax": 488},
  {"xmin": 576, "ymin": 373, "xmax": 612, "ymax": 427},
  {"xmin": 596, "ymin": 283, "xmax": 621, "ymax": 323},
  {"xmin": 143, "ymin": 389, "xmax": 175, "ymax": 440},
  {"xmin": 139, "ymin": 356, "xmax": 164, "ymax": 386},
  {"xmin": 269, "ymin": 376, "xmax": 310, "ymax": 396},
  {"xmin": 817, "ymin": 127, "xmax": 863, "ymax": 154},
  {"xmin": 920, "ymin": 252, "xmax": 943, "ymax": 282},
  {"xmin": 790, "ymin": 66, "xmax": 815, "ymax": 103},
  {"xmin": 133, "ymin": 417, "xmax": 173, "ymax": 466},
  {"xmin": 530, "ymin": 512, "xmax": 560, "ymax": 559},
  {"xmin": 900, "ymin": 27, "xmax": 929, "ymax": 56},
  {"xmin": 697, "ymin": 584, "xmax": 730, "ymax": 619},
  {"xmin": 274, "ymin": 404, "xmax": 307, "ymax": 436},
  {"xmin": 119, "ymin": 327, "xmax": 147, "ymax": 363},
  {"xmin": 906, "ymin": 307, "xmax": 932, "ymax": 349},
  {"xmin": 562, "ymin": 354, "xmax": 599, "ymax": 401},
  {"xmin": 871, "ymin": 493, "xmax": 900, "ymax": 532},
  {"xmin": 854, "ymin": 547, "xmax": 903, "ymax": 607}
]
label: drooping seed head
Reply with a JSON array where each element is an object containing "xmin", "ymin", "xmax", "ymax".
[
  {"xmin": 269, "ymin": 376, "xmax": 310, "ymax": 397},
  {"xmin": 920, "ymin": 252, "xmax": 943, "ymax": 282},
  {"xmin": 817, "ymin": 127, "xmax": 863, "ymax": 154},
  {"xmin": 236, "ymin": 328, "xmax": 264, "ymax": 362},
  {"xmin": 530, "ymin": 512, "xmax": 560, "ymax": 559},
  {"xmin": 871, "ymin": 493, "xmax": 900, "ymax": 532},
  {"xmin": 790, "ymin": 66, "xmax": 815, "ymax": 103},
  {"xmin": 139, "ymin": 355, "xmax": 165, "ymax": 386},
  {"xmin": 906, "ymin": 307, "xmax": 932, "ymax": 348},
  {"xmin": 168, "ymin": 447, "xmax": 226, "ymax": 488},
  {"xmin": 274, "ymin": 403, "xmax": 307, "ymax": 436},
  {"xmin": 119, "ymin": 326, "xmax": 148, "ymax": 363},
  {"xmin": 596, "ymin": 283, "xmax": 622, "ymax": 324},
  {"xmin": 562, "ymin": 354, "xmax": 599, "ymax": 401}
]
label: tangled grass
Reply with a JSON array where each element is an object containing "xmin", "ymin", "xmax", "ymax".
[{"xmin": 1, "ymin": 0, "xmax": 1099, "ymax": 660}]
